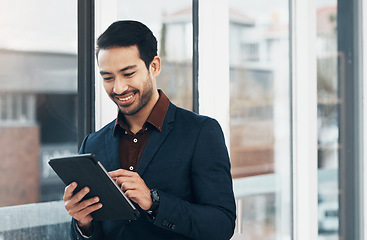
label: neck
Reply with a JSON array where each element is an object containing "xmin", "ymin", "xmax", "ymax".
[{"xmin": 125, "ymin": 90, "xmax": 159, "ymax": 134}]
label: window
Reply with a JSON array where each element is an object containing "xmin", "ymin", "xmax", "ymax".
[
  {"xmin": 316, "ymin": 1, "xmax": 339, "ymax": 238},
  {"xmin": 117, "ymin": 0, "xmax": 193, "ymax": 111},
  {"xmin": 241, "ymin": 43, "xmax": 260, "ymax": 62},
  {"xmin": 95, "ymin": 0, "xmax": 193, "ymax": 128},
  {"xmin": 317, "ymin": 0, "xmax": 364, "ymax": 239},
  {"xmin": 229, "ymin": 0, "xmax": 291, "ymax": 239},
  {"xmin": 0, "ymin": 0, "xmax": 77, "ymax": 207}
]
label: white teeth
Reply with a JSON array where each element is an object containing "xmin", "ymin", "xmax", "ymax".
[{"xmin": 118, "ymin": 94, "xmax": 133, "ymax": 101}]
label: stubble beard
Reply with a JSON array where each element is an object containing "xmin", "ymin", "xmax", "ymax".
[{"xmin": 115, "ymin": 76, "xmax": 154, "ymax": 116}]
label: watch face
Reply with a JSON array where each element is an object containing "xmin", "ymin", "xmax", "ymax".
[
  {"xmin": 151, "ymin": 189, "xmax": 159, "ymax": 202},
  {"xmin": 149, "ymin": 189, "xmax": 160, "ymax": 212}
]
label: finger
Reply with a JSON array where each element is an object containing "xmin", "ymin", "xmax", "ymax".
[
  {"xmin": 115, "ymin": 177, "xmax": 128, "ymax": 186},
  {"xmin": 74, "ymin": 202, "xmax": 103, "ymax": 223},
  {"xmin": 67, "ymin": 187, "xmax": 90, "ymax": 206},
  {"xmin": 68, "ymin": 197, "xmax": 100, "ymax": 215},
  {"xmin": 63, "ymin": 182, "xmax": 77, "ymax": 201},
  {"xmin": 109, "ymin": 169, "xmax": 136, "ymax": 178},
  {"xmin": 115, "ymin": 176, "xmax": 139, "ymax": 188},
  {"xmin": 120, "ymin": 182, "xmax": 137, "ymax": 192},
  {"xmin": 108, "ymin": 169, "xmax": 125, "ymax": 178},
  {"xmin": 124, "ymin": 190, "xmax": 147, "ymax": 206}
]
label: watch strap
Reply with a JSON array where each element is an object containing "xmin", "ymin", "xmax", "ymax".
[{"xmin": 148, "ymin": 189, "xmax": 160, "ymax": 212}]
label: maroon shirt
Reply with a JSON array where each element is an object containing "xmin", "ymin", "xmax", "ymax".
[{"xmin": 113, "ymin": 90, "xmax": 170, "ymax": 171}]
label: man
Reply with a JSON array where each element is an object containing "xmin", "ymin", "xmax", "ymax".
[{"xmin": 63, "ymin": 20, "xmax": 236, "ymax": 240}]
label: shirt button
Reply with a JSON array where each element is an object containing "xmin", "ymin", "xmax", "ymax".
[
  {"xmin": 124, "ymin": 131, "xmax": 128, "ymax": 135},
  {"xmin": 133, "ymin": 138, "xmax": 138, "ymax": 143},
  {"xmin": 129, "ymin": 166, "xmax": 134, "ymax": 171}
]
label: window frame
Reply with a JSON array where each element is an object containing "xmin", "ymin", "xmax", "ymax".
[
  {"xmin": 362, "ymin": 0, "xmax": 367, "ymax": 238},
  {"xmin": 290, "ymin": 0, "xmax": 318, "ymax": 239},
  {"xmin": 337, "ymin": 0, "xmax": 364, "ymax": 238},
  {"xmin": 78, "ymin": 0, "xmax": 96, "ymax": 149}
]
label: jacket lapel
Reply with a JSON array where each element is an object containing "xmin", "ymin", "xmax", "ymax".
[
  {"xmin": 104, "ymin": 122, "xmax": 121, "ymax": 171},
  {"xmin": 137, "ymin": 103, "xmax": 176, "ymax": 176}
]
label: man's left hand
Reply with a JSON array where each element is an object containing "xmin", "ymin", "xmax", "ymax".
[{"xmin": 109, "ymin": 169, "xmax": 152, "ymax": 210}]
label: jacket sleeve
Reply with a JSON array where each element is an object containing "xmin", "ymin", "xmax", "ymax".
[
  {"xmin": 69, "ymin": 134, "xmax": 103, "ymax": 240},
  {"xmin": 70, "ymin": 218, "xmax": 103, "ymax": 240},
  {"xmin": 151, "ymin": 118, "xmax": 237, "ymax": 240}
]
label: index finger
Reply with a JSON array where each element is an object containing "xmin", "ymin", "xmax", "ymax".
[
  {"xmin": 63, "ymin": 182, "xmax": 77, "ymax": 201},
  {"xmin": 109, "ymin": 169, "xmax": 133, "ymax": 178}
]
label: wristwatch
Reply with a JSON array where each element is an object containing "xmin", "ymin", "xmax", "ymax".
[{"xmin": 147, "ymin": 189, "xmax": 160, "ymax": 215}]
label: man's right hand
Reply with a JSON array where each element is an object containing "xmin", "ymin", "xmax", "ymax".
[{"xmin": 63, "ymin": 182, "xmax": 103, "ymax": 234}]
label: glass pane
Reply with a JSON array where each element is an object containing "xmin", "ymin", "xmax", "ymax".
[
  {"xmin": 316, "ymin": 1, "xmax": 339, "ymax": 239},
  {"xmin": 0, "ymin": 0, "xmax": 77, "ymax": 206},
  {"xmin": 117, "ymin": 0, "xmax": 193, "ymax": 110},
  {"xmin": 229, "ymin": 0, "xmax": 291, "ymax": 239}
]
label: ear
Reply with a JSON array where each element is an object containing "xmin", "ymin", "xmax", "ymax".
[{"xmin": 149, "ymin": 56, "xmax": 161, "ymax": 77}]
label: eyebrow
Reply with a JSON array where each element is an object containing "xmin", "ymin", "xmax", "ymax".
[{"xmin": 100, "ymin": 65, "xmax": 137, "ymax": 75}]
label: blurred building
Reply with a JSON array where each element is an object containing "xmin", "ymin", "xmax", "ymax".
[{"xmin": 0, "ymin": 49, "xmax": 78, "ymax": 204}]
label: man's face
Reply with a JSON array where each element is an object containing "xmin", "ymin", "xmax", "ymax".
[{"xmin": 98, "ymin": 45, "xmax": 158, "ymax": 116}]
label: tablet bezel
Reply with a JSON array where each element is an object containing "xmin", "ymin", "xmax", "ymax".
[{"xmin": 48, "ymin": 153, "xmax": 140, "ymax": 221}]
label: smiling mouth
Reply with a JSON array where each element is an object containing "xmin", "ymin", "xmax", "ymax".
[
  {"xmin": 113, "ymin": 92, "xmax": 136, "ymax": 106},
  {"xmin": 118, "ymin": 94, "xmax": 134, "ymax": 101}
]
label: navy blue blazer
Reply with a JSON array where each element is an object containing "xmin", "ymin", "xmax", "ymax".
[{"xmin": 70, "ymin": 103, "xmax": 236, "ymax": 240}]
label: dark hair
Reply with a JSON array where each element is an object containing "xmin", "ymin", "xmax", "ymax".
[{"xmin": 96, "ymin": 20, "xmax": 158, "ymax": 69}]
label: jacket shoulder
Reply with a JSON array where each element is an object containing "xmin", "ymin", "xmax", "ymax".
[
  {"xmin": 90, "ymin": 119, "xmax": 115, "ymax": 137},
  {"xmin": 80, "ymin": 119, "xmax": 116, "ymax": 151},
  {"xmin": 173, "ymin": 104, "xmax": 217, "ymax": 127}
]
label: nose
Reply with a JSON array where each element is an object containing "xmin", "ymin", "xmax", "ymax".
[{"xmin": 113, "ymin": 77, "xmax": 128, "ymax": 94}]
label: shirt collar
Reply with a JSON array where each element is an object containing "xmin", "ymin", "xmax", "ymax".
[{"xmin": 113, "ymin": 89, "xmax": 170, "ymax": 135}]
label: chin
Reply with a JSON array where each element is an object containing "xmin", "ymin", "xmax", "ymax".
[{"xmin": 118, "ymin": 106, "xmax": 141, "ymax": 116}]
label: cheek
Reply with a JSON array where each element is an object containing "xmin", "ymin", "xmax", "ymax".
[{"xmin": 103, "ymin": 82, "xmax": 113, "ymax": 94}]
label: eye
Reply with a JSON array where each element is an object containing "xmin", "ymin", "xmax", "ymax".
[
  {"xmin": 124, "ymin": 72, "xmax": 135, "ymax": 77},
  {"xmin": 103, "ymin": 76, "xmax": 113, "ymax": 81}
]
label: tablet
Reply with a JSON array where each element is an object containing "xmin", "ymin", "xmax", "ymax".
[{"xmin": 48, "ymin": 153, "xmax": 140, "ymax": 221}]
